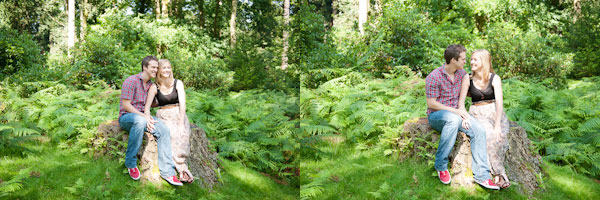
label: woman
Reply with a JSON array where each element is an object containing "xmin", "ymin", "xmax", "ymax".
[
  {"xmin": 458, "ymin": 49, "xmax": 510, "ymax": 188},
  {"xmin": 144, "ymin": 59, "xmax": 194, "ymax": 183}
]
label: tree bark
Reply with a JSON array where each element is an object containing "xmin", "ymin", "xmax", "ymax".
[
  {"xmin": 161, "ymin": 0, "xmax": 170, "ymax": 18},
  {"xmin": 229, "ymin": 0, "xmax": 237, "ymax": 48},
  {"xmin": 79, "ymin": 0, "xmax": 88, "ymax": 42},
  {"xmin": 213, "ymin": 0, "xmax": 222, "ymax": 38},
  {"xmin": 94, "ymin": 121, "xmax": 220, "ymax": 189},
  {"xmin": 400, "ymin": 118, "xmax": 543, "ymax": 194},
  {"xmin": 197, "ymin": 0, "xmax": 205, "ymax": 28},
  {"xmin": 358, "ymin": 0, "xmax": 368, "ymax": 35},
  {"xmin": 155, "ymin": 0, "xmax": 161, "ymax": 19},
  {"xmin": 68, "ymin": 0, "xmax": 75, "ymax": 50},
  {"xmin": 281, "ymin": 0, "xmax": 290, "ymax": 70}
]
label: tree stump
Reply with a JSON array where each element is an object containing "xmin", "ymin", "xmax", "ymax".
[
  {"xmin": 399, "ymin": 117, "xmax": 542, "ymax": 194},
  {"xmin": 93, "ymin": 120, "xmax": 220, "ymax": 189}
]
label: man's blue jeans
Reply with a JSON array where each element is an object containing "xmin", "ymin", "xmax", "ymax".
[
  {"xmin": 428, "ymin": 110, "xmax": 491, "ymax": 182},
  {"xmin": 119, "ymin": 113, "xmax": 176, "ymax": 178}
]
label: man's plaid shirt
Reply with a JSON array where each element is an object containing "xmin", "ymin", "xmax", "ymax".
[
  {"xmin": 119, "ymin": 73, "xmax": 153, "ymax": 118},
  {"xmin": 425, "ymin": 65, "xmax": 467, "ymax": 116}
]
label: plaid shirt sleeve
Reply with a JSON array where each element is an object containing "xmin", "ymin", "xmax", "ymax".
[
  {"xmin": 121, "ymin": 77, "xmax": 135, "ymax": 100},
  {"xmin": 425, "ymin": 73, "xmax": 440, "ymax": 98}
]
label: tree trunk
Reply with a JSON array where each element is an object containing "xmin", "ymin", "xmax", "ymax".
[
  {"xmin": 161, "ymin": 0, "xmax": 170, "ymax": 18},
  {"xmin": 358, "ymin": 0, "xmax": 368, "ymax": 35},
  {"xmin": 229, "ymin": 0, "xmax": 237, "ymax": 48},
  {"xmin": 197, "ymin": 0, "xmax": 205, "ymax": 28},
  {"xmin": 155, "ymin": 0, "xmax": 161, "ymax": 19},
  {"xmin": 281, "ymin": 0, "xmax": 290, "ymax": 70},
  {"xmin": 79, "ymin": 0, "xmax": 88, "ymax": 42},
  {"xmin": 399, "ymin": 118, "xmax": 543, "ymax": 194},
  {"xmin": 213, "ymin": 0, "xmax": 222, "ymax": 38},
  {"xmin": 68, "ymin": 0, "xmax": 75, "ymax": 50},
  {"xmin": 94, "ymin": 121, "xmax": 220, "ymax": 189}
]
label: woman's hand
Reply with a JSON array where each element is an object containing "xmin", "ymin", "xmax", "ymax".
[
  {"xmin": 143, "ymin": 114, "xmax": 156, "ymax": 132},
  {"xmin": 493, "ymin": 125, "xmax": 501, "ymax": 134},
  {"xmin": 462, "ymin": 118, "xmax": 471, "ymax": 130}
]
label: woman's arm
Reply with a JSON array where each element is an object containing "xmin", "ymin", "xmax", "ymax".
[
  {"xmin": 176, "ymin": 80, "xmax": 187, "ymax": 122},
  {"xmin": 144, "ymin": 84, "xmax": 157, "ymax": 115},
  {"xmin": 492, "ymin": 74, "xmax": 504, "ymax": 131},
  {"xmin": 458, "ymin": 75, "xmax": 470, "ymax": 112}
]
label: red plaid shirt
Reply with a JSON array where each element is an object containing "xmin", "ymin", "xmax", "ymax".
[
  {"xmin": 119, "ymin": 73, "xmax": 153, "ymax": 118},
  {"xmin": 425, "ymin": 65, "xmax": 467, "ymax": 115}
]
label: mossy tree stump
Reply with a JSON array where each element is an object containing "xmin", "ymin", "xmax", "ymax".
[
  {"xmin": 399, "ymin": 117, "xmax": 542, "ymax": 194},
  {"xmin": 93, "ymin": 120, "xmax": 219, "ymax": 189}
]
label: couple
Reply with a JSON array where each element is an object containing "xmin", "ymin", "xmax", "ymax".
[
  {"xmin": 118, "ymin": 56, "xmax": 194, "ymax": 186},
  {"xmin": 426, "ymin": 44, "xmax": 510, "ymax": 190}
]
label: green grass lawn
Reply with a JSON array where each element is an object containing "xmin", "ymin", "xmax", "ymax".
[
  {"xmin": 0, "ymin": 140, "xmax": 298, "ymax": 199},
  {"xmin": 301, "ymin": 141, "xmax": 600, "ymax": 200}
]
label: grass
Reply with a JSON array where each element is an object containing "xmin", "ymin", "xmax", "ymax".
[
  {"xmin": 301, "ymin": 141, "xmax": 600, "ymax": 200},
  {"xmin": 0, "ymin": 139, "xmax": 298, "ymax": 199}
]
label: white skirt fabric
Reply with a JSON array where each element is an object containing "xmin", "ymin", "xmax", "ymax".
[
  {"xmin": 156, "ymin": 106, "xmax": 194, "ymax": 181},
  {"xmin": 469, "ymin": 101, "xmax": 510, "ymax": 179}
]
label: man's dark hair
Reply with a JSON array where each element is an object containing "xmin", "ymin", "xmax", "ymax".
[
  {"xmin": 444, "ymin": 44, "xmax": 466, "ymax": 64},
  {"xmin": 141, "ymin": 56, "xmax": 158, "ymax": 72}
]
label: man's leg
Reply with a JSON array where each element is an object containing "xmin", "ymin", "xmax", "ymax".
[
  {"xmin": 459, "ymin": 119, "xmax": 492, "ymax": 182},
  {"xmin": 119, "ymin": 113, "xmax": 146, "ymax": 169},
  {"xmin": 149, "ymin": 117, "xmax": 177, "ymax": 179},
  {"xmin": 428, "ymin": 110, "xmax": 461, "ymax": 172}
]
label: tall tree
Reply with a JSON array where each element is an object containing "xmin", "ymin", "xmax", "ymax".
[
  {"xmin": 281, "ymin": 0, "xmax": 290, "ymax": 70},
  {"xmin": 212, "ymin": 0, "xmax": 222, "ymax": 38},
  {"xmin": 80, "ymin": 0, "xmax": 88, "ymax": 42},
  {"xmin": 196, "ymin": 0, "xmax": 205, "ymax": 28},
  {"xmin": 68, "ymin": 0, "xmax": 75, "ymax": 50},
  {"xmin": 229, "ymin": 0, "xmax": 237, "ymax": 48},
  {"xmin": 358, "ymin": 0, "xmax": 368, "ymax": 35},
  {"xmin": 155, "ymin": 0, "xmax": 161, "ymax": 19},
  {"xmin": 161, "ymin": 0, "xmax": 170, "ymax": 18}
]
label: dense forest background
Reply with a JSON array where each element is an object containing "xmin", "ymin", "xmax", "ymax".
[
  {"xmin": 299, "ymin": 0, "xmax": 600, "ymax": 199},
  {"xmin": 1, "ymin": 0, "xmax": 300, "ymax": 198}
]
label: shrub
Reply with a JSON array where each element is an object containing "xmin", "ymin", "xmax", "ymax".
[
  {"xmin": 484, "ymin": 22, "xmax": 572, "ymax": 87},
  {"xmin": 0, "ymin": 27, "xmax": 44, "ymax": 81}
]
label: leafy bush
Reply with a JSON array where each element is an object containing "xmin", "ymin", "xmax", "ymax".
[
  {"xmin": 565, "ymin": 0, "xmax": 600, "ymax": 78},
  {"xmin": 187, "ymin": 89, "xmax": 300, "ymax": 186},
  {"xmin": 503, "ymin": 77, "xmax": 600, "ymax": 178},
  {"xmin": 484, "ymin": 22, "xmax": 572, "ymax": 86},
  {"xmin": 0, "ymin": 27, "xmax": 45, "ymax": 81},
  {"xmin": 52, "ymin": 9, "xmax": 232, "ymax": 90}
]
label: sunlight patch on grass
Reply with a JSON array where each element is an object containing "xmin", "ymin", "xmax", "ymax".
[{"xmin": 224, "ymin": 160, "xmax": 272, "ymax": 191}]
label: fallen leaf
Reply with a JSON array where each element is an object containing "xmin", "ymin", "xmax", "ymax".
[
  {"xmin": 30, "ymin": 171, "xmax": 41, "ymax": 178},
  {"xmin": 330, "ymin": 175, "xmax": 339, "ymax": 182}
]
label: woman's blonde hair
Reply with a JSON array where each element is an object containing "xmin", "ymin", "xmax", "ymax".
[
  {"xmin": 472, "ymin": 49, "xmax": 493, "ymax": 83},
  {"xmin": 157, "ymin": 59, "xmax": 174, "ymax": 87}
]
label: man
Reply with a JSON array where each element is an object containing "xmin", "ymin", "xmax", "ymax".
[
  {"xmin": 425, "ymin": 44, "xmax": 499, "ymax": 190},
  {"xmin": 118, "ymin": 56, "xmax": 182, "ymax": 186}
]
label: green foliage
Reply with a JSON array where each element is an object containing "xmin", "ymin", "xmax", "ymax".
[
  {"xmin": 49, "ymin": 8, "xmax": 232, "ymax": 90},
  {"xmin": 0, "ymin": 168, "xmax": 31, "ymax": 197},
  {"xmin": 503, "ymin": 77, "xmax": 600, "ymax": 178},
  {"xmin": 186, "ymin": 89, "xmax": 300, "ymax": 186},
  {"xmin": 0, "ymin": 27, "xmax": 45, "ymax": 80},
  {"xmin": 484, "ymin": 22, "xmax": 572, "ymax": 86},
  {"xmin": 565, "ymin": 0, "xmax": 600, "ymax": 78},
  {"xmin": 301, "ymin": 67, "xmax": 425, "ymax": 146}
]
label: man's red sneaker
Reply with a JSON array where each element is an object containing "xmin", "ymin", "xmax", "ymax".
[
  {"xmin": 163, "ymin": 175, "xmax": 183, "ymax": 186},
  {"xmin": 475, "ymin": 179, "xmax": 500, "ymax": 190},
  {"xmin": 438, "ymin": 170, "xmax": 451, "ymax": 184},
  {"xmin": 128, "ymin": 167, "xmax": 140, "ymax": 180}
]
